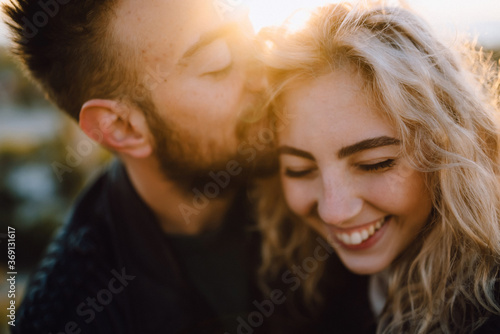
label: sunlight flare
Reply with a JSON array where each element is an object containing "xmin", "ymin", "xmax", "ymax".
[{"xmin": 247, "ymin": 0, "xmax": 340, "ymax": 32}]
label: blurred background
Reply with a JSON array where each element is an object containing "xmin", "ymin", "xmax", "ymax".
[{"xmin": 0, "ymin": 0, "xmax": 499, "ymax": 333}]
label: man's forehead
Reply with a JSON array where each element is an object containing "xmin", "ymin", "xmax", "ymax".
[
  {"xmin": 111, "ymin": 0, "xmax": 224, "ymax": 63},
  {"xmin": 113, "ymin": 0, "xmax": 220, "ymax": 43}
]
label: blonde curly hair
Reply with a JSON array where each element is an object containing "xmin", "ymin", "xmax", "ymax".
[{"xmin": 256, "ymin": 2, "xmax": 500, "ymax": 333}]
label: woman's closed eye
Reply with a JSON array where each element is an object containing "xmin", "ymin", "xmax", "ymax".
[{"xmin": 358, "ymin": 159, "xmax": 396, "ymax": 172}]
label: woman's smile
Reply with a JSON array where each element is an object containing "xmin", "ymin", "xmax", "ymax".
[{"xmin": 326, "ymin": 215, "xmax": 390, "ymax": 249}]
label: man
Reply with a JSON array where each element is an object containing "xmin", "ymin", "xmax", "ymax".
[{"xmin": 3, "ymin": 0, "xmax": 271, "ymax": 333}]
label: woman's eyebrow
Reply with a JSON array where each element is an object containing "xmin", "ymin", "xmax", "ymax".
[
  {"xmin": 338, "ymin": 136, "xmax": 400, "ymax": 159},
  {"xmin": 278, "ymin": 146, "xmax": 316, "ymax": 161}
]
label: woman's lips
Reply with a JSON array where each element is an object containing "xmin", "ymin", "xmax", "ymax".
[{"xmin": 327, "ymin": 216, "xmax": 390, "ymax": 249}]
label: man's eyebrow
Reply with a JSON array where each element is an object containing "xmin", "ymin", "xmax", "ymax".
[
  {"xmin": 338, "ymin": 136, "xmax": 400, "ymax": 159},
  {"xmin": 178, "ymin": 23, "xmax": 239, "ymax": 65},
  {"xmin": 278, "ymin": 146, "xmax": 316, "ymax": 161}
]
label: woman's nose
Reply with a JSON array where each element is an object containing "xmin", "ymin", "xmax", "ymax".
[{"xmin": 317, "ymin": 173, "xmax": 363, "ymax": 226}]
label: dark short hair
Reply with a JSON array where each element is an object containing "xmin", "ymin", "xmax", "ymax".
[{"xmin": 3, "ymin": 0, "xmax": 141, "ymax": 120}]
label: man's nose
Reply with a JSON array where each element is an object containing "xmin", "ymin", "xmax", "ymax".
[{"xmin": 317, "ymin": 172, "xmax": 363, "ymax": 226}]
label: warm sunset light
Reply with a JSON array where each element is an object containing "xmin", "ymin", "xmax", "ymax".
[
  {"xmin": 244, "ymin": 0, "xmax": 500, "ymax": 48},
  {"xmin": 0, "ymin": 1, "xmax": 499, "ymax": 47},
  {"xmin": 247, "ymin": 0, "xmax": 338, "ymax": 32}
]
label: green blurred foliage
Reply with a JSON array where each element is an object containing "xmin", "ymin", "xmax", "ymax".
[{"xmin": 0, "ymin": 49, "xmax": 50, "ymax": 107}]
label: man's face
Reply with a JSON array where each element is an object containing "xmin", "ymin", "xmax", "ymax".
[{"xmin": 115, "ymin": 0, "xmax": 264, "ymax": 181}]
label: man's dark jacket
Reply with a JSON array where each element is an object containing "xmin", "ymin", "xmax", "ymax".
[{"xmin": 13, "ymin": 161, "xmax": 267, "ymax": 334}]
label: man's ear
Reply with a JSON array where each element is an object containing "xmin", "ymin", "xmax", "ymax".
[{"xmin": 79, "ymin": 99, "xmax": 153, "ymax": 158}]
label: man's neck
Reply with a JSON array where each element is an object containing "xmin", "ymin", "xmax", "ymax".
[{"xmin": 123, "ymin": 158, "xmax": 237, "ymax": 236}]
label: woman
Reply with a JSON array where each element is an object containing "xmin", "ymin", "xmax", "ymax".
[{"xmin": 257, "ymin": 2, "xmax": 500, "ymax": 333}]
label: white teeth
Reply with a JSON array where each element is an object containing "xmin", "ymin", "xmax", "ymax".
[
  {"xmin": 375, "ymin": 218, "xmax": 385, "ymax": 230},
  {"xmin": 335, "ymin": 217, "xmax": 387, "ymax": 245},
  {"xmin": 361, "ymin": 229, "xmax": 369, "ymax": 241},
  {"xmin": 369, "ymin": 225, "xmax": 375, "ymax": 235},
  {"xmin": 350, "ymin": 232, "xmax": 362, "ymax": 245}
]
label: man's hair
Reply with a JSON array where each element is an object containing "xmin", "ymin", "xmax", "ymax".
[
  {"xmin": 2, "ymin": 0, "xmax": 140, "ymax": 120},
  {"xmin": 257, "ymin": 2, "xmax": 500, "ymax": 333}
]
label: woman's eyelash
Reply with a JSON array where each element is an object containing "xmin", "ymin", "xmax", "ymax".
[
  {"xmin": 284, "ymin": 160, "xmax": 396, "ymax": 177},
  {"xmin": 359, "ymin": 159, "xmax": 396, "ymax": 172},
  {"xmin": 284, "ymin": 169, "xmax": 313, "ymax": 178}
]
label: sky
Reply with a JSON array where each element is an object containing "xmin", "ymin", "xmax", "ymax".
[
  {"xmin": 246, "ymin": 0, "xmax": 500, "ymax": 48},
  {"xmin": 0, "ymin": 0, "xmax": 499, "ymax": 48}
]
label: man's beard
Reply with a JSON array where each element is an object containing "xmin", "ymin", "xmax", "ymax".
[{"xmin": 143, "ymin": 97, "xmax": 273, "ymax": 193}]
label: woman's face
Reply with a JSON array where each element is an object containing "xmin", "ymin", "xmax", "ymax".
[{"xmin": 278, "ymin": 69, "xmax": 433, "ymax": 275}]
